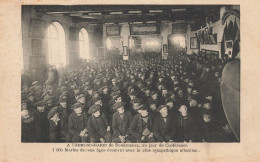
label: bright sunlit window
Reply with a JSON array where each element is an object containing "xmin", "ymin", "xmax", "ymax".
[
  {"xmin": 47, "ymin": 22, "xmax": 66, "ymax": 68},
  {"xmin": 79, "ymin": 28, "xmax": 90, "ymax": 59}
]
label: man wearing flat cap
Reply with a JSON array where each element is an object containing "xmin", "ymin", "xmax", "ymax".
[
  {"xmin": 112, "ymin": 102, "xmax": 132, "ymax": 143},
  {"xmin": 87, "ymin": 104, "xmax": 111, "ymax": 143},
  {"xmin": 174, "ymin": 104, "xmax": 199, "ymax": 142},
  {"xmin": 48, "ymin": 106, "xmax": 61, "ymax": 142},
  {"xmin": 34, "ymin": 101, "xmax": 49, "ymax": 142},
  {"xmin": 68, "ymin": 103, "xmax": 88, "ymax": 142},
  {"xmin": 129, "ymin": 104, "xmax": 155, "ymax": 142},
  {"xmin": 153, "ymin": 105, "xmax": 176, "ymax": 142},
  {"xmin": 57, "ymin": 98, "xmax": 70, "ymax": 142}
]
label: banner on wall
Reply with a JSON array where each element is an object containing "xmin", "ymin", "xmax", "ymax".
[{"xmin": 130, "ymin": 24, "xmax": 159, "ymax": 35}]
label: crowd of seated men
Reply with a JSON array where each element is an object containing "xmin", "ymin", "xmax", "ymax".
[{"xmin": 21, "ymin": 52, "xmax": 238, "ymax": 143}]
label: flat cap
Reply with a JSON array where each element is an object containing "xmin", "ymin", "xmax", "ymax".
[
  {"xmin": 35, "ymin": 101, "xmax": 45, "ymax": 107},
  {"xmin": 47, "ymin": 106, "xmax": 59, "ymax": 120},
  {"xmin": 157, "ymin": 105, "xmax": 169, "ymax": 112},
  {"xmin": 88, "ymin": 104, "xmax": 101, "ymax": 114},
  {"xmin": 71, "ymin": 102, "xmax": 82, "ymax": 109},
  {"xmin": 113, "ymin": 102, "xmax": 126, "ymax": 110}
]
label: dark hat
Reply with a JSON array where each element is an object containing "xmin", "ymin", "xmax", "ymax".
[
  {"xmin": 150, "ymin": 90, "xmax": 158, "ymax": 96},
  {"xmin": 88, "ymin": 104, "xmax": 101, "ymax": 114},
  {"xmin": 157, "ymin": 105, "xmax": 168, "ymax": 112},
  {"xmin": 76, "ymin": 94, "xmax": 85, "ymax": 100},
  {"xmin": 165, "ymin": 98, "xmax": 174, "ymax": 104},
  {"xmin": 47, "ymin": 106, "xmax": 59, "ymax": 120},
  {"xmin": 174, "ymin": 87, "xmax": 182, "ymax": 92},
  {"xmin": 111, "ymin": 91, "xmax": 120, "ymax": 97},
  {"xmin": 59, "ymin": 93, "xmax": 67, "ymax": 100},
  {"xmin": 43, "ymin": 95, "xmax": 53, "ymax": 102},
  {"xmin": 58, "ymin": 97, "xmax": 67, "ymax": 103},
  {"xmin": 27, "ymin": 92, "xmax": 34, "ymax": 98},
  {"xmin": 161, "ymin": 86, "xmax": 167, "ymax": 90},
  {"xmin": 92, "ymin": 96, "xmax": 102, "ymax": 104},
  {"xmin": 127, "ymin": 86, "xmax": 134, "ymax": 92},
  {"xmin": 35, "ymin": 101, "xmax": 45, "ymax": 107},
  {"xmin": 132, "ymin": 98, "xmax": 142, "ymax": 104},
  {"xmin": 201, "ymin": 109, "xmax": 212, "ymax": 116},
  {"xmin": 129, "ymin": 91, "xmax": 137, "ymax": 96},
  {"xmin": 136, "ymin": 104, "xmax": 147, "ymax": 111},
  {"xmin": 71, "ymin": 102, "xmax": 82, "ymax": 109},
  {"xmin": 112, "ymin": 86, "xmax": 120, "ymax": 92},
  {"xmin": 32, "ymin": 81, "xmax": 40, "ymax": 86},
  {"xmin": 113, "ymin": 102, "xmax": 126, "ymax": 110}
]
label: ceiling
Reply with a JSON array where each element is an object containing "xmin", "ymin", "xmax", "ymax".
[{"xmin": 27, "ymin": 5, "xmax": 228, "ymax": 30}]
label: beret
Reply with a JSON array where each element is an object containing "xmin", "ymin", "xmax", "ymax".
[
  {"xmin": 88, "ymin": 104, "xmax": 101, "ymax": 114},
  {"xmin": 157, "ymin": 105, "xmax": 169, "ymax": 112},
  {"xmin": 71, "ymin": 102, "xmax": 82, "ymax": 109},
  {"xmin": 113, "ymin": 102, "xmax": 126, "ymax": 110},
  {"xmin": 47, "ymin": 106, "xmax": 59, "ymax": 120}
]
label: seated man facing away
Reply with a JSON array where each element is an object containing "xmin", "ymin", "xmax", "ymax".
[{"xmin": 87, "ymin": 104, "xmax": 111, "ymax": 143}]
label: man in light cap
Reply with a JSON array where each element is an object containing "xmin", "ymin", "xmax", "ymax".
[
  {"xmin": 112, "ymin": 102, "xmax": 132, "ymax": 143},
  {"xmin": 68, "ymin": 103, "xmax": 88, "ymax": 142},
  {"xmin": 87, "ymin": 104, "xmax": 111, "ymax": 143},
  {"xmin": 21, "ymin": 109, "xmax": 36, "ymax": 142},
  {"xmin": 129, "ymin": 104, "xmax": 155, "ymax": 142},
  {"xmin": 153, "ymin": 105, "xmax": 176, "ymax": 142}
]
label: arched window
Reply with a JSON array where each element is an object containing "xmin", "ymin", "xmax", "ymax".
[
  {"xmin": 79, "ymin": 28, "xmax": 90, "ymax": 59},
  {"xmin": 47, "ymin": 22, "xmax": 66, "ymax": 67}
]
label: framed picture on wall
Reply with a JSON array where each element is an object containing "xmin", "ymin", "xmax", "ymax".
[
  {"xmin": 190, "ymin": 37, "xmax": 198, "ymax": 49},
  {"xmin": 29, "ymin": 19, "xmax": 46, "ymax": 38},
  {"xmin": 106, "ymin": 25, "xmax": 120, "ymax": 36},
  {"xmin": 163, "ymin": 44, "xmax": 168, "ymax": 53}
]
